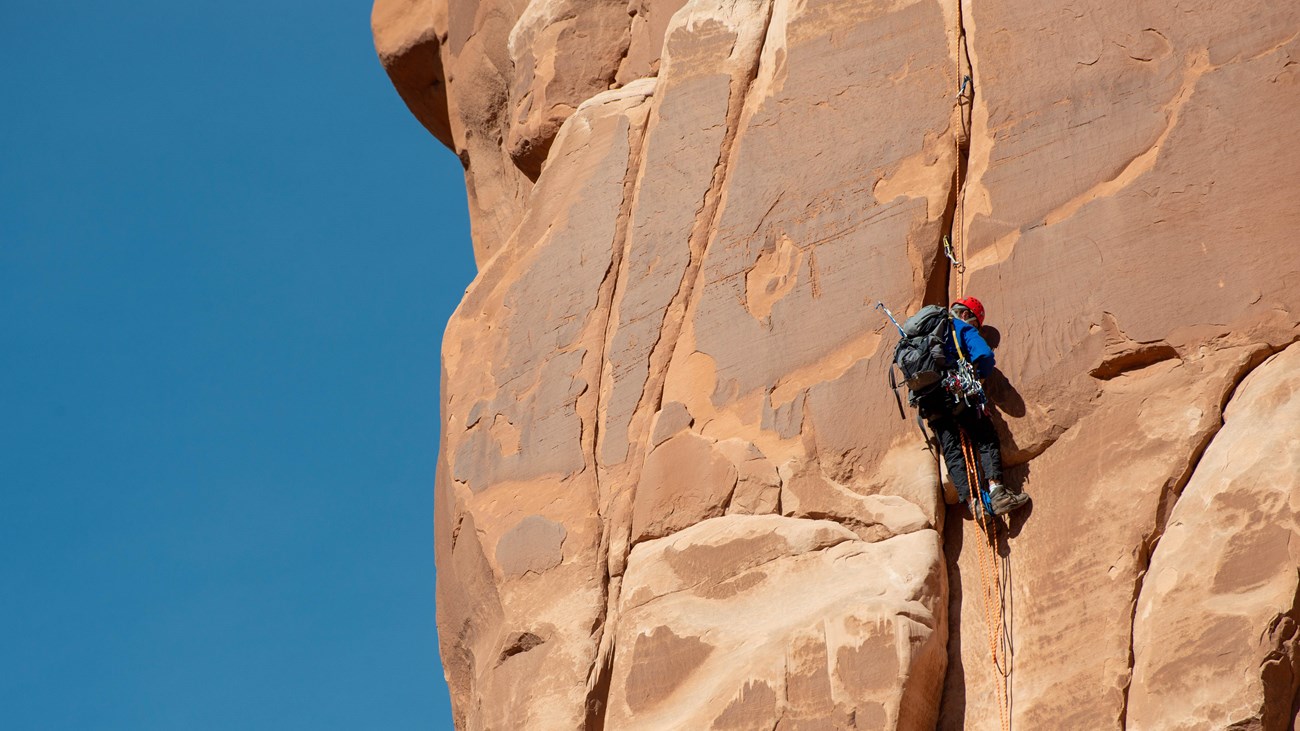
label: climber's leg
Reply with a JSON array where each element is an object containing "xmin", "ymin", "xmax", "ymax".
[
  {"xmin": 929, "ymin": 411, "xmax": 971, "ymax": 504},
  {"xmin": 959, "ymin": 409, "xmax": 1003, "ymax": 489}
]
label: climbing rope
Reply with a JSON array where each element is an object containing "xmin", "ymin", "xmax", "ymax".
[
  {"xmin": 950, "ymin": 58, "xmax": 1009, "ymax": 729},
  {"xmin": 951, "ymin": 71, "xmax": 973, "ymax": 299},
  {"xmin": 961, "ymin": 429, "xmax": 1012, "ymax": 731},
  {"xmin": 951, "ymin": 145, "xmax": 967, "ymax": 299},
  {"xmin": 947, "ymin": 223, "xmax": 1012, "ymax": 727}
]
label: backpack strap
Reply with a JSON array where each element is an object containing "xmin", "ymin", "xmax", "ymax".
[
  {"xmin": 916, "ymin": 411, "xmax": 933, "ymax": 445},
  {"xmin": 950, "ymin": 312, "xmax": 969, "ymax": 364},
  {"xmin": 888, "ymin": 363, "xmax": 906, "ymax": 419}
]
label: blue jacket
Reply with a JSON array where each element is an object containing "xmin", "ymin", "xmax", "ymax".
[{"xmin": 945, "ymin": 317, "xmax": 995, "ymax": 378}]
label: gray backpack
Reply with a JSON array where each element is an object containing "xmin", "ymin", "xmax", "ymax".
[{"xmin": 889, "ymin": 305, "xmax": 952, "ymax": 402}]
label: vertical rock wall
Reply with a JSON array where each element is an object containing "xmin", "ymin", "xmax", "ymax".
[{"xmin": 374, "ymin": 0, "xmax": 1300, "ymax": 728}]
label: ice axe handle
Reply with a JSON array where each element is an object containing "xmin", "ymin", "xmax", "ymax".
[{"xmin": 875, "ymin": 301, "xmax": 906, "ymax": 337}]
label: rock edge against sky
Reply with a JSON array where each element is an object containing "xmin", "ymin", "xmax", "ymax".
[{"xmin": 373, "ymin": 0, "xmax": 1300, "ymax": 728}]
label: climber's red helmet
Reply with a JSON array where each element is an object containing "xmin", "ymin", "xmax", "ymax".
[{"xmin": 952, "ymin": 297, "xmax": 985, "ymax": 327}]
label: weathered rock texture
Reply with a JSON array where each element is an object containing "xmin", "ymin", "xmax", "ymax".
[{"xmin": 373, "ymin": 0, "xmax": 1300, "ymax": 728}]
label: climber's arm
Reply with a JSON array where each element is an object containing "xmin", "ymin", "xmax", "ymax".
[{"xmin": 963, "ymin": 327, "xmax": 996, "ymax": 379}]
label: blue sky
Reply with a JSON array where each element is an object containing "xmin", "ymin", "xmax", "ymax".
[{"xmin": 3, "ymin": 2, "xmax": 468, "ymax": 728}]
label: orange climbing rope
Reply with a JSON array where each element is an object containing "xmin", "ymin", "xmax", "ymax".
[
  {"xmin": 944, "ymin": 124, "xmax": 970, "ymax": 299},
  {"xmin": 953, "ymin": 176, "xmax": 966, "ymax": 298},
  {"xmin": 961, "ymin": 429, "xmax": 1012, "ymax": 731},
  {"xmin": 951, "ymin": 69, "xmax": 972, "ymax": 301},
  {"xmin": 948, "ymin": 57, "xmax": 1010, "ymax": 728}
]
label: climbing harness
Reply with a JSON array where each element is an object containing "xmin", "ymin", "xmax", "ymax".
[
  {"xmin": 946, "ymin": 311, "xmax": 988, "ymax": 412},
  {"xmin": 943, "ymin": 359, "xmax": 987, "ymax": 411},
  {"xmin": 961, "ymin": 429, "xmax": 1013, "ymax": 731}
]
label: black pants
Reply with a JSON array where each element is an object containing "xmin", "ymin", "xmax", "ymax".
[{"xmin": 920, "ymin": 395, "xmax": 1003, "ymax": 504}]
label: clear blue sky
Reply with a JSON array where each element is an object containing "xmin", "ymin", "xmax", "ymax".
[{"xmin": 2, "ymin": 2, "xmax": 469, "ymax": 728}]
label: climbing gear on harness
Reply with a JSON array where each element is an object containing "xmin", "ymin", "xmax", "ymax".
[
  {"xmin": 953, "ymin": 296, "xmax": 986, "ymax": 327},
  {"xmin": 960, "ymin": 429, "xmax": 1013, "ymax": 731},
  {"xmin": 878, "ymin": 301, "xmax": 989, "ymax": 414},
  {"xmin": 942, "ymin": 358, "xmax": 987, "ymax": 412},
  {"xmin": 946, "ymin": 313, "xmax": 989, "ymax": 412}
]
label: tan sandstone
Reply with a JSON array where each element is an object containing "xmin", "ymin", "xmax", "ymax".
[{"xmin": 374, "ymin": 0, "xmax": 1300, "ymax": 727}]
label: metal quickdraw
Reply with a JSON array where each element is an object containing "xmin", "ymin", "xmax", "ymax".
[{"xmin": 943, "ymin": 235, "xmax": 966, "ymax": 276}]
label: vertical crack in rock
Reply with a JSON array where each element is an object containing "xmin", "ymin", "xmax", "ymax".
[
  {"xmin": 628, "ymin": 0, "xmax": 779, "ymax": 437},
  {"xmin": 919, "ymin": 0, "xmax": 975, "ymax": 310},
  {"xmin": 583, "ymin": 91, "xmax": 656, "ymax": 731},
  {"xmin": 1117, "ymin": 344, "xmax": 1285, "ymax": 728},
  {"xmin": 582, "ymin": 3, "xmax": 779, "ymax": 725},
  {"xmin": 934, "ymin": 0, "xmax": 977, "ymax": 721},
  {"xmin": 929, "ymin": 183, "xmax": 957, "ymax": 305},
  {"xmin": 607, "ymin": 0, "xmax": 778, "ymax": 550},
  {"xmin": 940, "ymin": 0, "xmax": 974, "ymax": 304}
]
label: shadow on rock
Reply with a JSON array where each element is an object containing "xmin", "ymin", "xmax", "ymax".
[
  {"xmin": 938, "ymin": 507, "xmax": 967, "ymax": 729},
  {"xmin": 985, "ymin": 367, "xmax": 1025, "ymax": 418}
]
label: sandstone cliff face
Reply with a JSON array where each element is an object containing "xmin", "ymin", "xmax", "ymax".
[{"xmin": 373, "ymin": 1, "xmax": 1300, "ymax": 728}]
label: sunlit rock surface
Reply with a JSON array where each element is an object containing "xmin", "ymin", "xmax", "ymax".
[{"xmin": 374, "ymin": 0, "xmax": 1300, "ymax": 727}]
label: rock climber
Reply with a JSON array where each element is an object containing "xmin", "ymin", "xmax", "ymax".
[{"xmin": 917, "ymin": 296, "xmax": 1030, "ymax": 516}]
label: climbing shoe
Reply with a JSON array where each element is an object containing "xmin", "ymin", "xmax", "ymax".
[{"xmin": 989, "ymin": 486, "xmax": 1030, "ymax": 515}]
